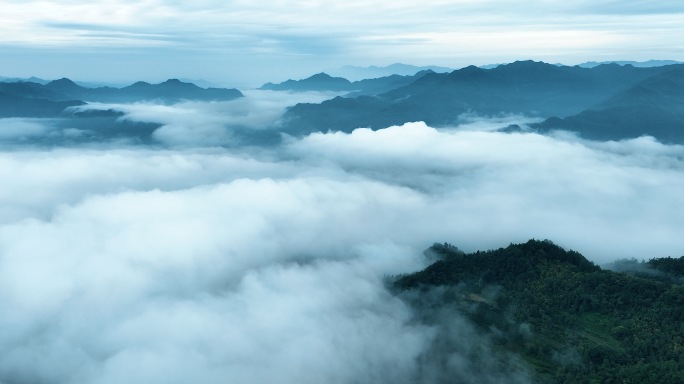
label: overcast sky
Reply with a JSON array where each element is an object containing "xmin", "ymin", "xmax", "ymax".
[{"xmin": 1, "ymin": 0, "xmax": 683, "ymax": 86}]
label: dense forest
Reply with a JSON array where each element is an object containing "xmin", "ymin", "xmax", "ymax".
[{"xmin": 393, "ymin": 240, "xmax": 684, "ymax": 383}]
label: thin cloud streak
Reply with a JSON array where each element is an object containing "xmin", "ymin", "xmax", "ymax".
[
  {"xmin": 1, "ymin": 1, "xmax": 683, "ymax": 83},
  {"xmin": 69, "ymin": 90, "xmax": 339, "ymax": 146}
]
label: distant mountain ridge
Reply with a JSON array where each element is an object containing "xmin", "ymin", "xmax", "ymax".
[
  {"xmin": 577, "ymin": 60, "xmax": 682, "ymax": 68},
  {"xmin": 261, "ymin": 73, "xmax": 353, "ymax": 92},
  {"xmin": 259, "ymin": 70, "xmax": 434, "ymax": 96},
  {"xmin": 5, "ymin": 59, "xmax": 684, "ymax": 145},
  {"xmin": 281, "ymin": 60, "xmax": 684, "ymax": 142},
  {"xmin": 328, "ymin": 63, "xmax": 453, "ymax": 81},
  {"xmin": 532, "ymin": 65, "xmax": 684, "ymax": 143},
  {"xmin": 0, "ymin": 78, "xmax": 244, "ymax": 144},
  {"xmin": 42, "ymin": 78, "xmax": 243, "ymax": 103},
  {"xmin": 0, "ymin": 78, "xmax": 243, "ymax": 118},
  {"xmin": 0, "ymin": 76, "xmax": 49, "ymax": 84}
]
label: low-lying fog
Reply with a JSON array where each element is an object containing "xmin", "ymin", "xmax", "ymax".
[{"xmin": 1, "ymin": 93, "xmax": 683, "ymax": 383}]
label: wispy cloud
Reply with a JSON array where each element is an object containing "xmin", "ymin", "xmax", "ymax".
[{"xmin": 67, "ymin": 89, "xmax": 339, "ymax": 146}]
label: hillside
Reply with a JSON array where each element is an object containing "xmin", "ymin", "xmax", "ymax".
[
  {"xmin": 260, "ymin": 73, "xmax": 353, "ymax": 92},
  {"xmin": 0, "ymin": 78, "xmax": 243, "ymax": 106},
  {"xmin": 533, "ymin": 66, "xmax": 684, "ymax": 143},
  {"xmin": 0, "ymin": 78, "xmax": 243, "ymax": 143},
  {"xmin": 331, "ymin": 63, "xmax": 453, "ymax": 80},
  {"xmin": 0, "ymin": 90, "xmax": 84, "ymax": 118},
  {"xmin": 259, "ymin": 70, "xmax": 433, "ymax": 96},
  {"xmin": 393, "ymin": 240, "xmax": 684, "ymax": 383}
]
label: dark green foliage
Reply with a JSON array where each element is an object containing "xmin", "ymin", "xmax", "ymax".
[
  {"xmin": 606, "ymin": 257, "xmax": 684, "ymax": 285},
  {"xmin": 394, "ymin": 240, "xmax": 684, "ymax": 383},
  {"xmin": 648, "ymin": 256, "xmax": 684, "ymax": 278}
]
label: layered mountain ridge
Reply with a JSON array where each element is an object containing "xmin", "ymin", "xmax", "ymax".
[
  {"xmin": 3, "ymin": 59, "xmax": 683, "ymax": 144},
  {"xmin": 279, "ymin": 60, "xmax": 684, "ymax": 143},
  {"xmin": 0, "ymin": 78, "xmax": 243, "ymax": 118}
]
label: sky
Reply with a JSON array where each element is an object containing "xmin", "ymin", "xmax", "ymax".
[{"xmin": 1, "ymin": 0, "xmax": 684, "ymax": 86}]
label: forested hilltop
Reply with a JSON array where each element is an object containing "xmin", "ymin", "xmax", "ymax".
[{"xmin": 393, "ymin": 240, "xmax": 684, "ymax": 383}]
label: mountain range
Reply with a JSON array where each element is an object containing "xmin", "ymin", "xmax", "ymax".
[
  {"xmin": 3, "ymin": 60, "xmax": 684, "ymax": 145},
  {"xmin": 577, "ymin": 60, "xmax": 682, "ymax": 68},
  {"xmin": 532, "ymin": 66, "xmax": 684, "ymax": 142},
  {"xmin": 280, "ymin": 60, "xmax": 684, "ymax": 143},
  {"xmin": 327, "ymin": 63, "xmax": 453, "ymax": 81},
  {"xmin": 260, "ymin": 70, "xmax": 434, "ymax": 96},
  {"xmin": 0, "ymin": 76, "xmax": 49, "ymax": 84},
  {"xmin": 0, "ymin": 78, "xmax": 243, "ymax": 144},
  {"xmin": 0, "ymin": 78, "xmax": 243, "ymax": 118}
]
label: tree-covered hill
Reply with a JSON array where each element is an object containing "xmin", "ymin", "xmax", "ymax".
[{"xmin": 393, "ymin": 240, "xmax": 684, "ymax": 383}]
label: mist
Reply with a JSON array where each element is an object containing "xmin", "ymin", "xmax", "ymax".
[
  {"xmin": 1, "ymin": 99, "xmax": 683, "ymax": 382},
  {"xmin": 66, "ymin": 89, "xmax": 341, "ymax": 147}
]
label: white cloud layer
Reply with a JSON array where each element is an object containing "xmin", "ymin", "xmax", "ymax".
[
  {"xmin": 0, "ymin": 117, "xmax": 683, "ymax": 382},
  {"xmin": 69, "ymin": 90, "xmax": 338, "ymax": 146},
  {"xmin": 287, "ymin": 122, "xmax": 684, "ymax": 260}
]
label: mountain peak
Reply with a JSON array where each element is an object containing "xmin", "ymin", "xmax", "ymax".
[
  {"xmin": 500, "ymin": 60, "xmax": 554, "ymax": 69},
  {"xmin": 51, "ymin": 77, "xmax": 76, "ymax": 83},
  {"xmin": 158, "ymin": 79, "xmax": 199, "ymax": 89},
  {"xmin": 492, "ymin": 60, "xmax": 569, "ymax": 79},
  {"xmin": 128, "ymin": 81, "xmax": 151, "ymax": 88},
  {"xmin": 46, "ymin": 78, "xmax": 80, "ymax": 89},
  {"xmin": 260, "ymin": 72, "xmax": 352, "ymax": 91},
  {"xmin": 446, "ymin": 65, "xmax": 487, "ymax": 80},
  {"xmin": 309, "ymin": 72, "xmax": 334, "ymax": 79},
  {"xmin": 305, "ymin": 73, "xmax": 351, "ymax": 84},
  {"xmin": 459, "ymin": 65, "xmax": 485, "ymax": 73}
]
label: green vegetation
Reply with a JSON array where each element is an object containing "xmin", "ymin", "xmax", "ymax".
[{"xmin": 393, "ymin": 240, "xmax": 684, "ymax": 383}]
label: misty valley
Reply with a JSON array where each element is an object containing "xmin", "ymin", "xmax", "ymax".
[
  {"xmin": 3, "ymin": 60, "xmax": 684, "ymax": 146},
  {"xmin": 1, "ymin": 60, "xmax": 684, "ymax": 383}
]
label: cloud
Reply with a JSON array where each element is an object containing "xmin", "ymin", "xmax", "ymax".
[
  {"xmin": 1, "ymin": 116, "xmax": 683, "ymax": 382},
  {"xmin": 2, "ymin": 1, "xmax": 684, "ymax": 85},
  {"xmin": 0, "ymin": 118, "xmax": 102, "ymax": 147},
  {"xmin": 0, "ymin": 118, "xmax": 53, "ymax": 141},
  {"xmin": 69, "ymin": 90, "xmax": 338, "ymax": 146},
  {"xmin": 0, "ymin": 156, "xmax": 464, "ymax": 383},
  {"xmin": 286, "ymin": 121, "xmax": 684, "ymax": 261}
]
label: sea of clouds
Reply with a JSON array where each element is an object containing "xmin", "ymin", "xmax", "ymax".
[{"xmin": 1, "ymin": 94, "xmax": 683, "ymax": 383}]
